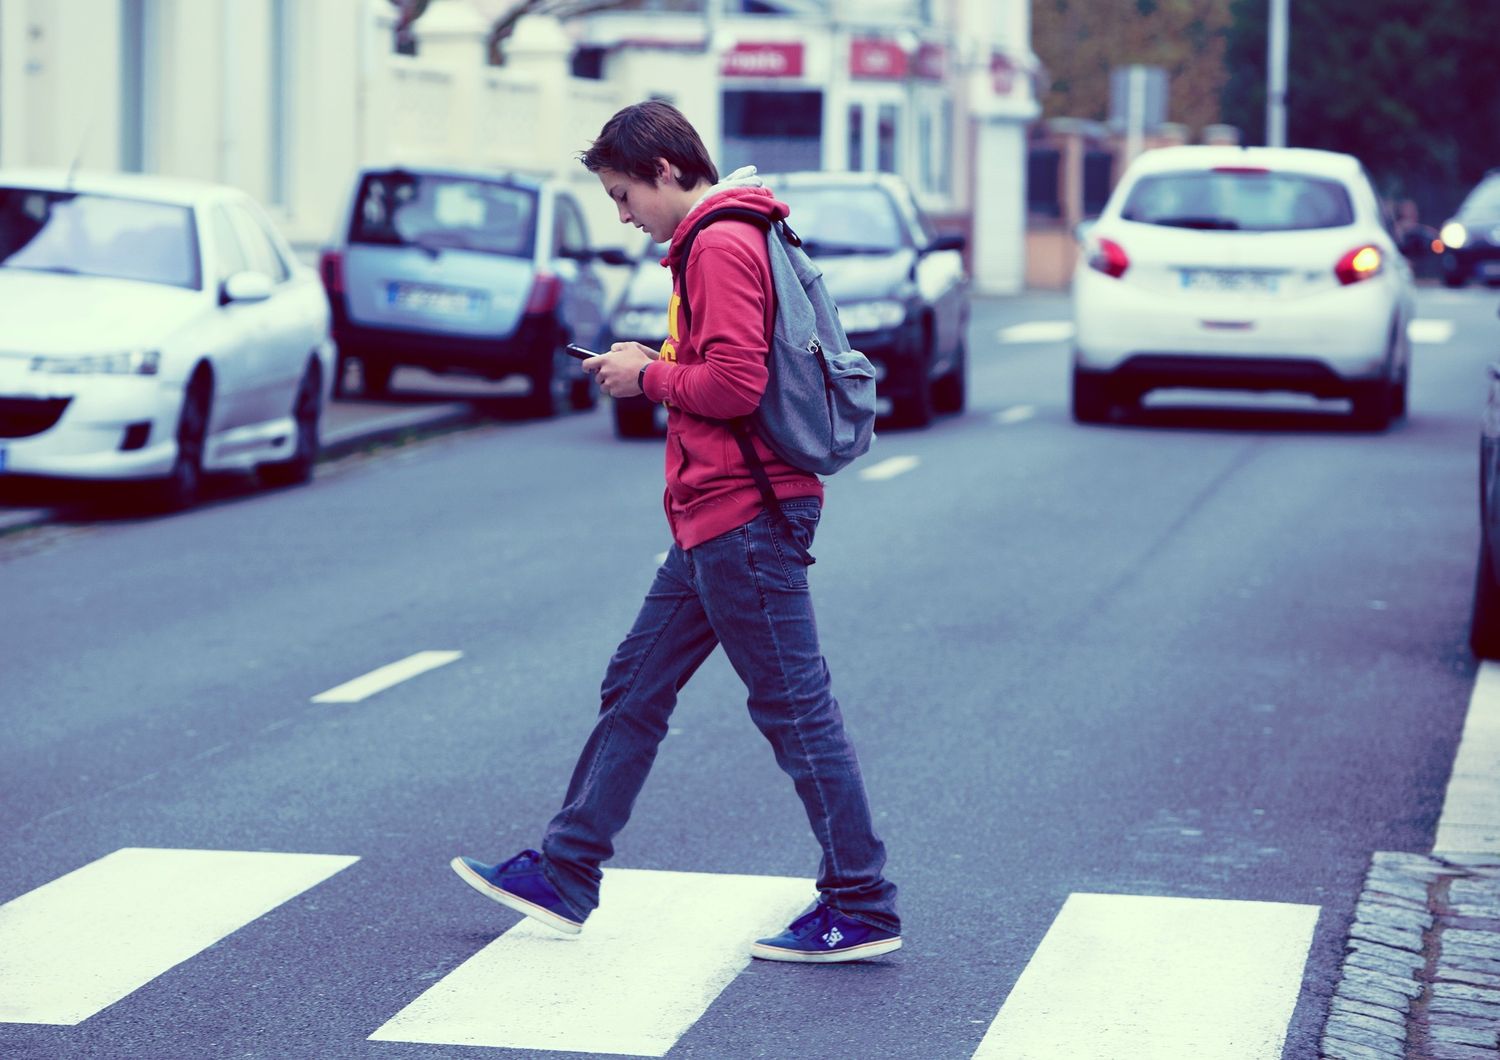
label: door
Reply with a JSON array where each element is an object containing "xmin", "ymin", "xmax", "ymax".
[{"xmin": 226, "ymin": 201, "xmax": 309, "ymax": 425}]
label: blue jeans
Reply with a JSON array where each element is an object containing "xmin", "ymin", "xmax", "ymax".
[{"xmin": 541, "ymin": 499, "xmax": 899, "ymax": 933}]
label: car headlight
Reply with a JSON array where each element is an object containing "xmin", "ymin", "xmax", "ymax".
[
  {"xmin": 611, "ymin": 308, "xmax": 669, "ymax": 341},
  {"xmin": 1440, "ymin": 221, "xmax": 1468, "ymax": 249},
  {"xmin": 30, "ymin": 349, "xmax": 161, "ymax": 376},
  {"xmin": 837, "ymin": 300, "xmax": 907, "ymax": 334}
]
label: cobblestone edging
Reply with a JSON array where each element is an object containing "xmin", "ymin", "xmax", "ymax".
[{"xmin": 1321, "ymin": 851, "xmax": 1500, "ymax": 1059}]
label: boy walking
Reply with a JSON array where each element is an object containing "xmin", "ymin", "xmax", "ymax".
[{"xmin": 451, "ymin": 100, "xmax": 899, "ymax": 962}]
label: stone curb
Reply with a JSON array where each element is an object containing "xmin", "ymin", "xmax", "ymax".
[{"xmin": 1321, "ymin": 853, "xmax": 1500, "ymax": 1058}]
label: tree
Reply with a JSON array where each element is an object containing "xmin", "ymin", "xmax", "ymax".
[
  {"xmin": 1031, "ymin": 0, "xmax": 1234, "ymax": 133},
  {"xmin": 1221, "ymin": 0, "xmax": 1500, "ymax": 218}
]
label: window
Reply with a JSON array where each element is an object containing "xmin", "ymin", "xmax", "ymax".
[
  {"xmin": 349, "ymin": 171, "xmax": 537, "ymax": 258},
  {"xmin": 876, "ymin": 104, "xmax": 898, "ymax": 174},
  {"xmin": 554, "ymin": 196, "xmax": 589, "ymax": 257},
  {"xmin": 1121, "ymin": 171, "xmax": 1356, "ymax": 231},
  {"xmin": 847, "ymin": 103, "xmax": 864, "ymax": 171},
  {"xmin": 210, "ymin": 208, "xmax": 248, "ymax": 283},
  {"xmin": 773, "ymin": 185, "xmax": 906, "ymax": 252},
  {"xmin": 0, "ymin": 189, "xmax": 200, "ymax": 289},
  {"xmin": 229, "ymin": 205, "xmax": 290, "ymax": 283}
]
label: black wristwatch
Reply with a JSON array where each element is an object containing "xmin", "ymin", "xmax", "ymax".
[{"xmin": 638, "ymin": 363, "xmax": 651, "ymax": 400}]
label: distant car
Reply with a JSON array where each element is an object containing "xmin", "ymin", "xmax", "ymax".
[
  {"xmin": 1472, "ymin": 357, "xmax": 1500, "ymax": 658},
  {"xmin": 768, "ymin": 172, "xmax": 969, "ymax": 428},
  {"xmin": 319, "ymin": 165, "xmax": 629, "ymax": 416},
  {"xmin": 602, "ymin": 235, "xmax": 671, "ymax": 438},
  {"xmin": 1071, "ymin": 145, "xmax": 1416, "ymax": 430},
  {"xmin": 0, "ymin": 170, "xmax": 334, "ymax": 509},
  {"xmin": 1439, "ymin": 171, "xmax": 1500, "ymax": 288}
]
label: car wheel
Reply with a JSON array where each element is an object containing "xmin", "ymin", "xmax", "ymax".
[
  {"xmin": 528, "ymin": 348, "xmax": 564, "ymax": 418},
  {"xmin": 152, "ymin": 368, "xmax": 212, "ymax": 512},
  {"xmin": 261, "ymin": 361, "xmax": 322, "ymax": 488},
  {"xmin": 569, "ymin": 374, "xmax": 598, "ymax": 412},
  {"xmin": 1390, "ymin": 366, "xmax": 1410, "ymax": 421},
  {"xmin": 614, "ymin": 395, "xmax": 660, "ymax": 438},
  {"xmin": 1071, "ymin": 364, "xmax": 1112, "ymax": 424},
  {"xmin": 1442, "ymin": 256, "xmax": 1468, "ymax": 288},
  {"xmin": 332, "ymin": 347, "xmax": 353, "ymax": 398},
  {"xmin": 932, "ymin": 341, "xmax": 968, "ymax": 415},
  {"xmin": 1350, "ymin": 380, "xmax": 1392, "ymax": 431},
  {"xmin": 1472, "ymin": 536, "xmax": 1500, "ymax": 658},
  {"xmin": 361, "ymin": 358, "xmax": 393, "ymax": 399}
]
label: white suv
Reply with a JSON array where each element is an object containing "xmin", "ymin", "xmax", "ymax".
[{"xmin": 1071, "ymin": 145, "xmax": 1415, "ymax": 429}]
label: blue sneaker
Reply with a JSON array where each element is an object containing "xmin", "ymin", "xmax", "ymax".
[
  {"xmin": 751, "ymin": 903, "xmax": 902, "ymax": 963},
  {"xmin": 450, "ymin": 849, "xmax": 583, "ymax": 935}
]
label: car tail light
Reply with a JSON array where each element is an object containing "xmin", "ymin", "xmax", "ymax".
[
  {"xmin": 319, "ymin": 250, "xmax": 344, "ymax": 295},
  {"xmin": 1088, "ymin": 238, "xmax": 1130, "ymax": 279},
  {"xmin": 525, "ymin": 273, "xmax": 563, "ymax": 315},
  {"xmin": 1334, "ymin": 244, "xmax": 1383, "ymax": 285}
]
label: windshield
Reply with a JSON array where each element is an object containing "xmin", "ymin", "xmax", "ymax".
[
  {"xmin": 1460, "ymin": 177, "xmax": 1500, "ymax": 219},
  {"xmin": 350, "ymin": 171, "xmax": 537, "ymax": 258},
  {"xmin": 1121, "ymin": 170, "xmax": 1355, "ymax": 231},
  {"xmin": 775, "ymin": 186, "xmax": 908, "ymax": 254},
  {"xmin": 0, "ymin": 188, "xmax": 201, "ymax": 288}
]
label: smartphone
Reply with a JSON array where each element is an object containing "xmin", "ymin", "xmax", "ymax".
[{"xmin": 565, "ymin": 343, "xmax": 598, "ymax": 361}]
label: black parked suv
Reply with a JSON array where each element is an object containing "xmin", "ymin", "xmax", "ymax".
[{"xmin": 1440, "ymin": 171, "xmax": 1500, "ymax": 288}]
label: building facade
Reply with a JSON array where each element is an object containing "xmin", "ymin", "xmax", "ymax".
[{"xmin": 0, "ymin": 0, "xmax": 1039, "ymax": 292}]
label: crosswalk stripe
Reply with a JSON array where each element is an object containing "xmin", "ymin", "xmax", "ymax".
[
  {"xmin": 998, "ymin": 321, "xmax": 1075, "ymax": 344},
  {"xmin": 369, "ymin": 868, "xmax": 812, "ymax": 1057},
  {"xmin": 994, "ymin": 405, "xmax": 1036, "ymax": 426},
  {"xmin": 311, "ymin": 650, "xmax": 463, "ymax": 704},
  {"xmin": 0, "ymin": 847, "xmax": 358, "ymax": 1026},
  {"xmin": 972, "ymin": 893, "xmax": 1318, "ymax": 1059},
  {"xmin": 1433, "ymin": 660, "xmax": 1500, "ymax": 854},
  {"xmin": 1408, "ymin": 319, "xmax": 1455, "ymax": 344},
  {"xmin": 858, "ymin": 455, "xmax": 920, "ymax": 481}
]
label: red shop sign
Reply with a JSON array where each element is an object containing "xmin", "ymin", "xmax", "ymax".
[
  {"xmin": 850, "ymin": 38, "xmax": 908, "ymax": 80},
  {"xmin": 913, "ymin": 41, "xmax": 946, "ymax": 81},
  {"xmin": 721, "ymin": 42, "xmax": 805, "ymax": 78}
]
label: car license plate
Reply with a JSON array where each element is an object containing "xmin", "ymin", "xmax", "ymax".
[
  {"xmin": 386, "ymin": 282, "xmax": 485, "ymax": 317},
  {"xmin": 1180, "ymin": 268, "xmax": 1281, "ymax": 294}
]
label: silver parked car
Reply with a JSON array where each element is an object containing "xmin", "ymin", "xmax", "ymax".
[
  {"xmin": 319, "ymin": 165, "xmax": 629, "ymax": 415},
  {"xmin": 0, "ymin": 170, "xmax": 334, "ymax": 510}
]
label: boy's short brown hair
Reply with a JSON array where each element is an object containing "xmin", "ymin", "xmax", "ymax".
[{"xmin": 579, "ymin": 100, "xmax": 718, "ymax": 190}]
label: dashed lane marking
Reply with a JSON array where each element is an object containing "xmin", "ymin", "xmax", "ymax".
[
  {"xmin": 972, "ymin": 893, "xmax": 1318, "ymax": 1059},
  {"xmin": 998, "ymin": 321, "xmax": 1075, "ymax": 344},
  {"xmin": 311, "ymin": 650, "xmax": 463, "ymax": 704},
  {"xmin": 369, "ymin": 868, "xmax": 812, "ymax": 1057},
  {"xmin": 1408, "ymin": 319, "xmax": 1456, "ymax": 344},
  {"xmin": 994, "ymin": 405, "xmax": 1036, "ymax": 426},
  {"xmin": 858, "ymin": 455, "xmax": 920, "ymax": 481},
  {"xmin": 0, "ymin": 848, "xmax": 358, "ymax": 1026}
]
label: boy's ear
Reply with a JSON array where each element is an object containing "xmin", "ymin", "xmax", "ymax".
[{"xmin": 655, "ymin": 157, "xmax": 674, "ymax": 186}]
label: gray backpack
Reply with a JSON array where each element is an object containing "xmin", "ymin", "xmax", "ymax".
[{"xmin": 676, "ymin": 207, "xmax": 877, "ymax": 561}]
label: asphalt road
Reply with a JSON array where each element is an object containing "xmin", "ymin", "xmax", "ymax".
[{"xmin": 2, "ymin": 286, "xmax": 1497, "ymax": 1059}]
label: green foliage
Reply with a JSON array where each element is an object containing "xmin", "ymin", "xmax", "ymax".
[{"xmin": 1222, "ymin": 0, "xmax": 1500, "ymax": 216}]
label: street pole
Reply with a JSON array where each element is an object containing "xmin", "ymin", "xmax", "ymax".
[{"xmin": 1266, "ymin": 0, "xmax": 1288, "ymax": 147}]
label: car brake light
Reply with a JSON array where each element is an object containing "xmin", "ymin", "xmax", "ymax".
[
  {"xmin": 1088, "ymin": 238, "xmax": 1129, "ymax": 279},
  {"xmin": 525, "ymin": 273, "xmax": 563, "ymax": 315},
  {"xmin": 1334, "ymin": 244, "xmax": 1383, "ymax": 285},
  {"xmin": 319, "ymin": 250, "xmax": 344, "ymax": 295}
]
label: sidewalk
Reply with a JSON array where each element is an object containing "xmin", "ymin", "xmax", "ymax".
[{"xmin": 0, "ymin": 393, "xmax": 480, "ymax": 536}]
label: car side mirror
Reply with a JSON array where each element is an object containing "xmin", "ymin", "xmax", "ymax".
[
  {"xmin": 221, "ymin": 271, "xmax": 272, "ymax": 305},
  {"xmin": 595, "ymin": 247, "xmax": 634, "ymax": 267},
  {"xmin": 927, "ymin": 233, "xmax": 966, "ymax": 254}
]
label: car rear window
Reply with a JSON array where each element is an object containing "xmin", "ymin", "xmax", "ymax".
[
  {"xmin": 773, "ymin": 186, "xmax": 907, "ymax": 253},
  {"xmin": 350, "ymin": 171, "xmax": 537, "ymax": 258},
  {"xmin": 0, "ymin": 188, "xmax": 201, "ymax": 289},
  {"xmin": 1120, "ymin": 170, "xmax": 1355, "ymax": 231}
]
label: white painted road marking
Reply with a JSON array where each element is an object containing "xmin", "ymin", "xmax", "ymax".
[
  {"xmin": 994, "ymin": 405, "xmax": 1036, "ymax": 426},
  {"xmin": 998, "ymin": 321, "xmax": 1076, "ymax": 344},
  {"xmin": 370, "ymin": 868, "xmax": 812, "ymax": 1056},
  {"xmin": 972, "ymin": 893, "xmax": 1318, "ymax": 1060},
  {"xmin": 1434, "ymin": 661, "xmax": 1500, "ymax": 854},
  {"xmin": 858, "ymin": 455, "xmax": 920, "ymax": 481},
  {"xmin": 1408, "ymin": 319, "xmax": 1455, "ymax": 344},
  {"xmin": 311, "ymin": 650, "xmax": 463, "ymax": 704},
  {"xmin": 0, "ymin": 848, "xmax": 357, "ymax": 1026}
]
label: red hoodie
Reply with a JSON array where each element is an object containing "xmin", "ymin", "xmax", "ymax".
[{"xmin": 639, "ymin": 185, "xmax": 823, "ymax": 549}]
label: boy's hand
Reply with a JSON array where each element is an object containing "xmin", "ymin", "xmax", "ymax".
[{"xmin": 586, "ymin": 342, "xmax": 658, "ymax": 398}]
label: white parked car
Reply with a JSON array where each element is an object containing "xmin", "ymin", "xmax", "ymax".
[
  {"xmin": 0, "ymin": 170, "xmax": 334, "ymax": 509},
  {"xmin": 1071, "ymin": 146, "xmax": 1415, "ymax": 429}
]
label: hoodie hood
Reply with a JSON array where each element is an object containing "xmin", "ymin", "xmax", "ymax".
[{"xmin": 664, "ymin": 167, "xmax": 788, "ymax": 268}]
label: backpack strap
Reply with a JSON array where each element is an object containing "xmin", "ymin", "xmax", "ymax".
[{"xmin": 674, "ymin": 206, "xmax": 815, "ymax": 566}]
